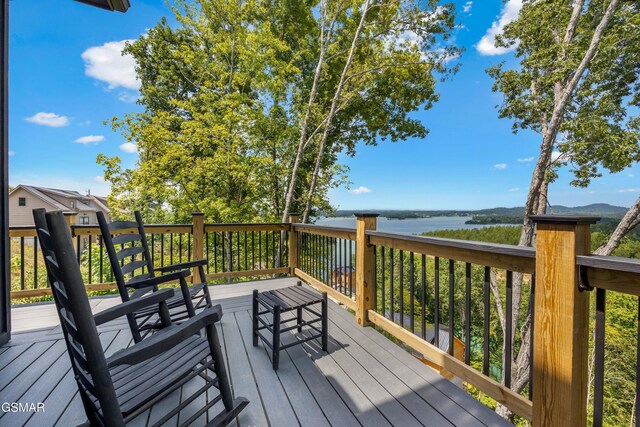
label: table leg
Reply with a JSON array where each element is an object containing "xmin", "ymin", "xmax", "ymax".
[
  {"xmin": 322, "ymin": 292, "xmax": 328, "ymax": 351},
  {"xmin": 252, "ymin": 290, "xmax": 258, "ymax": 347},
  {"xmin": 273, "ymin": 304, "xmax": 281, "ymax": 370}
]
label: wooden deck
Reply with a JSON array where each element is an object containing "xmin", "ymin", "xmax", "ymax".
[{"xmin": 0, "ymin": 278, "xmax": 511, "ymax": 427}]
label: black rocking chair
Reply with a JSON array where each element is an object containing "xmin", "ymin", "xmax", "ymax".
[
  {"xmin": 33, "ymin": 209, "xmax": 248, "ymax": 427},
  {"xmin": 97, "ymin": 211, "xmax": 212, "ymax": 342}
]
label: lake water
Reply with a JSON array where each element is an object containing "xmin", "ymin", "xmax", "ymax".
[{"xmin": 315, "ymin": 216, "xmax": 495, "ymax": 235}]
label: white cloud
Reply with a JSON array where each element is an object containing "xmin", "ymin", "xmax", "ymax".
[
  {"xmin": 508, "ymin": 187, "xmax": 519, "ymax": 192},
  {"xmin": 118, "ymin": 91, "xmax": 139, "ymax": 103},
  {"xmin": 94, "ymin": 175, "xmax": 105, "ymax": 182},
  {"xmin": 629, "ymin": 173, "xmax": 635, "ymax": 177},
  {"xmin": 494, "ymin": 163, "xmax": 507, "ymax": 170},
  {"xmin": 476, "ymin": 0, "xmax": 522, "ymax": 56},
  {"xmin": 517, "ymin": 157, "xmax": 534, "ymax": 163},
  {"xmin": 82, "ymin": 40, "xmax": 140, "ymax": 90},
  {"xmin": 119, "ymin": 142, "xmax": 138, "ymax": 153},
  {"xmin": 551, "ymin": 151, "xmax": 563, "ymax": 162},
  {"xmin": 74, "ymin": 135, "xmax": 105, "ymax": 145},
  {"xmin": 618, "ymin": 189, "xmax": 640, "ymax": 193},
  {"xmin": 463, "ymin": 1, "xmax": 473, "ymax": 13},
  {"xmin": 8, "ymin": 150, "xmax": 14, "ymax": 157},
  {"xmin": 26, "ymin": 112, "xmax": 69, "ymax": 127},
  {"xmin": 349, "ymin": 186, "xmax": 372, "ymax": 195}
]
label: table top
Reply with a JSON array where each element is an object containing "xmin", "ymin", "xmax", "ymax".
[{"xmin": 256, "ymin": 285, "xmax": 323, "ymax": 311}]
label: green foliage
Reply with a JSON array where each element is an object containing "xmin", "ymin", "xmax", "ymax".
[
  {"xmin": 99, "ymin": 0, "xmax": 458, "ymax": 223},
  {"xmin": 488, "ymin": 0, "xmax": 640, "ymax": 186}
]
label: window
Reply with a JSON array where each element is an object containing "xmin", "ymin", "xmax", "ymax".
[
  {"xmin": 81, "ymin": 216, "xmax": 89, "ymax": 225},
  {"xmin": 18, "ymin": 197, "xmax": 25, "ymax": 206},
  {"xmin": 70, "ymin": 201, "xmax": 75, "ymax": 208}
]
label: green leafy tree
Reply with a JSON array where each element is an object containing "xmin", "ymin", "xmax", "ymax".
[{"xmin": 487, "ymin": 0, "xmax": 640, "ymax": 419}]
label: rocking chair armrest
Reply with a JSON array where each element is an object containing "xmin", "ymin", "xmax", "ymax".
[
  {"xmin": 94, "ymin": 289, "xmax": 175, "ymax": 326},
  {"xmin": 155, "ymin": 259, "xmax": 207, "ymax": 273},
  {"xmin": 106, "ymin": 304, "xmax": 223, "ymax": 368},
  {"xmin": 127, "ymin": 269, "xmax": 190, "ymax": 289}
]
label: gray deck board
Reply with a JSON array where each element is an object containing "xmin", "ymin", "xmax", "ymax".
[{"xmin": 2, "ymin": 278, "xmax": 514, "ymax": 426}]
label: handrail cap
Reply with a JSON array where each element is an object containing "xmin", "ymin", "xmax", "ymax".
[
  {"xmin": 354, "ymin": 213, "xmax": 380, "ymax": 218},
  {"xmin": 530, "ymin": 215, "xmax": 600, "ymax": 225}
]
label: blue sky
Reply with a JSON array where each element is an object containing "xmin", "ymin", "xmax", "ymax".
[{"xmin": 8, "ymin": 0, "xmax": 639, "ymax": 210}]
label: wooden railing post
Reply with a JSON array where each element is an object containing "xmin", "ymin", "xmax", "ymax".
[
  {"xmin": 530, "ymin": 215, "xmax": 599, "ymax": 427},
  {"xmin": 355, "ymin": 213, "xmax": 378, "ymax": 327},
  {"xmin": 191, "ymin": 212, "xmax": 205, "ymax": 283},
  {"xmin": 288, "ymin": 214, "xmax": 300, "ymax": 275}
]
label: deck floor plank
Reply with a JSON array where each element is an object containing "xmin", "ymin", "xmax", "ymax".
[
  {"xmin": 236, "ymin": 310, "xmax": 330, "ymax": 427},
  {"xmin": 2, "ymin": 278, "xmax": 514, "ymax": 427}
]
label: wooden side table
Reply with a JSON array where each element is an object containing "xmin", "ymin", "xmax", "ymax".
[{"xmin": 252, "ymin": 282, "xmax": 328, "ymax": 370}]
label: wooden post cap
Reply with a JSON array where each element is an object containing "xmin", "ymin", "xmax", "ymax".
[
  {"xmin": 191, "ymin": 212, "xmax": 204, "ymax": 216},
  {"xmin": 63, "ymin": 212, "xmax": 78, "ymax": 217},
  {"xmin": 530, "ymin": 215, "xmax": 600, "ymax": 225},
  {"xmin": 354, "ymin": 213, "xmax": 380, "ymax": 218}
]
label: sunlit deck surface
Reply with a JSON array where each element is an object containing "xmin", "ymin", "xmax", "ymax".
[{"xmin": 1, "ymin": 278, "xmax": 511, "ymax": 427}]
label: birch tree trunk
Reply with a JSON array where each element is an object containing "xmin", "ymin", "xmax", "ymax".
[
  {"xmin": 281, "ymin": 2, "xmax": 338, "ymax": 223},
  {"xmin": 595, "ymin": 197, "xmax": 640, "ymax": 256},
  {"xmin": 495, "ymin": 1, "xmax": 621, "ymax": 420},
  {"xmin": 301, "ymin": 0, "xmax": 371, "ymax": 224}
]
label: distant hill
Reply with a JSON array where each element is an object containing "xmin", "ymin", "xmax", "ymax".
[{"xmin": 331, "ymin": 203, "xmax": 628, "ymax": 220}]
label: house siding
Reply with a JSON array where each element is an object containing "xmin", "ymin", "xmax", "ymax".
[
  {"xmin": 8, "ymin": 187, "xmax": 109, "ymax": 226},
  {"xmin": 8, "ymin": 188, "xmax": 59, "ymax": 226}
]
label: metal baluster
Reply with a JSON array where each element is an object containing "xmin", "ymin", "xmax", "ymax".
[
  {"xmin": 20, "ymin": 237, "xmax": 25, "ymax": 290},
  {"xmin": 434, "ymin": 257, "xmax": 440, "ymax": 349},
  {"xmin": 505, "ymin": 270, "xmax": 513, "ymax": 388},
  {"xmin": 150, "ymin": 234, "xmax": 155, "ymax": 267},
  {"xmin": 214, "ymin": 232, "xmax": 218, "ymax": 273},
  {"xmin": 390, "ymin": 248, "xmax": 395, "ymax": 321},
  {"xmin": 448, "ymin": 259, "xmax": 454, "ymax": 357},
  {"xmin": 373, "ymin": 246, "xmax": 377, "ymax": 310},
  {"xmin": 421, "ymin": 254, "xmax": 426, "ymax": 340},
  {"xmin": 33, "ymin": 236, "xmax": 38, "ymax": 289},
  {"xmin": 399, "ymin": 251, "xmax": 405, "ymax": 327},
  {"xmin": 236, "ymin": 231, "xmax": 240, "ymax": 272},
  {"xmin": 272, "ymin": 231, "xmax": 276, "ymax": 269},
  {"xmin": 206, "ymin": 232, "xmax": 210, "ymax": 274},
  {"xmin": 179, "ymin": 233, "xmax": 183, "ymax": 263},
  {"xmin": 244, "ymin": 231, "xmax": 248, "ymax": 271},
  {"xmin": 349, "ymin": 241, "xmax": 354, "ymax": 298},
  {"xmin": 170, "ymin": 233, "xmax": 174, "ymax": 266},
  {"xmin": 409, "ymin": 252, "xmax": 414, "ymax": 333},
  {"xmin": 483, "ymin": 266, "xmax": 490, "ymax": 376},
  {"xmin": 252, "ymin": 230, "xmax": 255, "ymax": 269},
  {"xmin": 160, "ymin": 233, "xmax": 164, "ymax": 267},
  {"xmin": 88, "ymin": 235, "xmax": 92, "ymax": 284},
  {"xmin": 529, "ymin": 274, "xmax": 535, "ymax": 398},
  {"xmin": 593, "ymin": 287, "xmax": 606, "ymax": 427},
  {"xmin": 465, "ymin": 263, "xmax": 471, "ymax": 365},
  {"xmin": 381, "ymin": 247, "xmax": 386, "ymax": 317},
  {"xmin": 222, "ymin": 232, "xmax": 226, "ymax": 273},
  {"xmin": 99, "ymin": 236, "xmax": 104, "ymax": 283}
]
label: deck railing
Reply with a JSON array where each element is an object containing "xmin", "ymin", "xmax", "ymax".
[
  {"xmin": 9, "ymin": 211, "xmax": 640, "ymax": 426},
  {"xmin": 9, "ymin": 212, "xmax": 289, "ymax": 299}
]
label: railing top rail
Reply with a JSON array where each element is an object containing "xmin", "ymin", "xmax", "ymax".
[
  {"xmin": 577, "ymin": 254, "xmax": 640, "ymax": 274},
  {"xmin": 293, "ymin": 223, "xmax": 356, "ymax": 233},
  {"xmin": 204, "ymin": 222, "xmax": 288, "ymax": 227},
  {"xmin": 293, "ymin": 223, "xmax": 357, "ymax": 240},
  {"xmin": 366, "ymin": 230, "xmax": 536, "ymax": 258}
]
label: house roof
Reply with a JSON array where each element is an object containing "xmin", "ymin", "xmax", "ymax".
[{"xmin": 10, "ymin": 185, "xmax": 109, "ymax": 213}]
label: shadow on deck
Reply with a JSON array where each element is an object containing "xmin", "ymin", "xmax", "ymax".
[{"xmin": 0, "ymin": 278, "xmax": 511, "ymax": 426}]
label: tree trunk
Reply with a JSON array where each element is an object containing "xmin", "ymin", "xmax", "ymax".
[
  {"xmin": 595, "ymin": 197, "xmax": 640, "ymax": 256},
  {"xmin": 301, "ymin": 0, "xmax": 371, "ymax": 224},
  {"xmin": 281, "ymin": 4, "xmax": 337, "ymax": 223}
]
